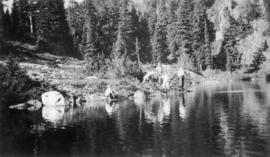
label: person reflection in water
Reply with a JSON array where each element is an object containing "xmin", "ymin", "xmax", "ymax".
[
  {"xmin": 179, "ymin": 93, "xmax": 186, "ymax": 120},
  {"xmin": 162, "ymin": 96, "xmax": 171, "ymax": 118},
  {"xmin": 105, "ymin": 99, "xmax": 119, "ymax": 117},
  {"xmin": 143, "ymin": 96, "xmax": 171, "ymax": 124}
]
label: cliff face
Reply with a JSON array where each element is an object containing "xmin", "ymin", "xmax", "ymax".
[{"xmin": 208, "ymin": 0, "xmax": 270, "ymax": 65}]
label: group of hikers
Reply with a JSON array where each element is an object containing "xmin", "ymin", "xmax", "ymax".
[
  {"xmin": 141, "ymin": 62, "xmax": 186, "ymax": 91},
  {"xmin": 105, "ymin": 62, "xmax": 188, "ymax": 100}
]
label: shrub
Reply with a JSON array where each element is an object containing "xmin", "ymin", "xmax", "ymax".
[
  {"xmin": 0, "ymin": 55, "xmax": 43, "ymax": 103},
  {"xmin": 85, "ymin": 54, "xmax": 107, "ymax": 76},
  {"xmin": 249, "ymin": 48, "xmax": 266, "ymax": 72}
]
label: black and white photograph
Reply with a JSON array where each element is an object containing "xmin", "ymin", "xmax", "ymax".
[{"xmin": 1, "ymin": 0, "xmax": 270, "ymax": 156}]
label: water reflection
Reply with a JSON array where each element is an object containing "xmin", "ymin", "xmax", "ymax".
[
  {"xmin": 105, "ymin": 100, "xmax": 119, "ymax": 117},
  {"xmin": 1, "ymin": 81, "xmax": 270, "ymax": 156},
  {"xmin": 42, "ymin": 106, "xmax": 65, "ymax": 124}
]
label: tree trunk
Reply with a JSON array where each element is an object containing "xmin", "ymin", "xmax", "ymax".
[
  {"xmin": 137, "ymin": 48, "xmax": 141, "ymax": 69},
  {"xmin": 135, "ymin": 37, "xmax": 141, "ymax": 69},
  {"xmin": 29, "ymin": 12, "xmax": 33, "ymax": 35}
]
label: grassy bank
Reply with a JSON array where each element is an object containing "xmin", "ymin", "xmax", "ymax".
[{"xmin": 1, "ymin": 52, "xmax": 268, "ymax": 106}]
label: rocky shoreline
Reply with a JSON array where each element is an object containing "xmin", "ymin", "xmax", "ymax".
[{"xmin": 1, "ymin": 55, "xmax": 268, "ymax": 110}]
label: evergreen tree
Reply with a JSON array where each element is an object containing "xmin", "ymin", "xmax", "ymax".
[
  {"xmin": 137, "ymin": 14, "xmax": 151, "ymax": 62},
  {"xmin": 204, "ymin": 20, "xmax": 213, "ymax": 69},
  {"xmin": 36, "ymin": 0, "xmax": 74, "ymax": 56},
  {"xmin": 250, "ymin": 42, "xmax": 267, "ymax": 71},
  {"xmin": 17, "ymin": 0, "xmax": 30, "ymax": 40},
  {"xmin": 3, "ymin": 10, "xmax": 11, "ymax": 38},
  {"xmin": 83, "ymin": 0, "xmax": 98, "ymax": 57},
  {"xmin": 147, "ymin": 0, "xmax": 157, "ymax": 62},
  {"xmin": 0, "ymin": 0, "xmax": 3, "ymax": 51},
  {"xmin": 113, "ymin": 0, "xmax": 140, "ymax": 76},
  {"xmin": 147, "ymin": 0, "xmax": 157, "ymax": 38},
  {"xmin": 10, "ymin": 0, "xmax": 19, "ymax": 39},
  {"xmin": 223, "ymin": 17, "xmax": 241, "ymax": 72},
  {"xmin": 166, "ymin": 0, "xmax": 178, "ymax": 61},
  {"xmin": 175, "ymin": 0, "xmax": 196, "ymax": 69},
  {"xmin": 192, "ymin": 0, "xmax": 214, "ymax": 70},
  {"xmin": 192, "ymin": 0, "xmax": 205, "ymax": 70},
  {"xmin": 96, "ymin": 5, "xmax": 119, "ymax": 57},
  {"xmin": 114, "ymin": 28, "xmax": 126, "ymax": 58},
  {"xmin": 250, "ymin": 48, "xmax": 266, "ymax": 71},
  {"xmin": 152, "ymin": 0, "xmax": 169, "ymax": 63},
  {"xmin": 114, "ymin": 0, "xmax": 135, "ymax": 58},
  {"xmin": 83, "ymin": 0, "xmax": 100, "ymax": 73}
]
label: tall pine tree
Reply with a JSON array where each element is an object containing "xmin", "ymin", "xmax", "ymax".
[
  {"xmin": 114, "ymin": 0, "xmax": 134, "ymax": 58},
  {"xmin": 223, "ymin": 16, "xmax": 241, "ymax": 72},
  {"xmin": 17, "ymin": 0, "xmax": 30, "ymax": 40},
  {"xmin": 175, "ymin": 0, "xmax": 196, "ymax": 69},
  {"xmin": 83, "ymin": 0, "xmax": 98, "ymax": 57},
  {"xmin": 83, "ymin": 0, "xmax": 100, "ymax": 73},
  {"xmin": 192, "ymin": 0, "xmax": 205, "ymax": 70},
  {"xmin": 192, "ymin": 0, "xmax": 214, "ymax": 70},
  {"xmin": 3, "ymin": 10, "xmax": 11, "ymax": 38},
  {"xmin": 10, "ymin": 0, "xmax": 19, "ymax": 39},
  {"xmin": 152, "ymin": 0, "xmax": 169, "ymax": 63},
  {"xmin": 166, "ymin": 0, "xmax": 178, "ymax": 61},
  {"xmin": 147, "ymin": 0, "xmax": 157, "ymax": 63},
  {"xmin": 36, "ymin": 0, "xmax": 74, "ymax": 56},
  {"xmin": 0, "ymin": 0, "xmax": 3, "ymax": 52},
  {"xmin": 204, "ymin": 19, "xmax": 213, "ymax": 69}
]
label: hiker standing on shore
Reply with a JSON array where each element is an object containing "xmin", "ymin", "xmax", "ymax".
[{"xmin": 178, "ymin": 67, "xmax": 185, "ymax": 89}]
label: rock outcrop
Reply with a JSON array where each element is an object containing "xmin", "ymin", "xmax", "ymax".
[{"xmin": 208, "ymin": 0, "xmax": 270, "ymax": 63}]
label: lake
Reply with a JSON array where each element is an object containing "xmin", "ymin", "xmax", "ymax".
[{"xmin": 1, "ymin": 81, "xmax": 270, "ymax": 157}]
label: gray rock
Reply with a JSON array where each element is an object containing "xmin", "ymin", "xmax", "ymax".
[{"xmin": 9, "ymin": 99, "xmax": 42, "ymax": 111}]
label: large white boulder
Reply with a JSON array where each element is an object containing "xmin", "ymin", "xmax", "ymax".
[{"xmin": 41, "ymin": 91, "xmax": 65, "ymax": 107}]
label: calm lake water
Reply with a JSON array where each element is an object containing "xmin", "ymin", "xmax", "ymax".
[{"xmin": 1, "ymin": 81, "xmax": 270, "ymax": 157}]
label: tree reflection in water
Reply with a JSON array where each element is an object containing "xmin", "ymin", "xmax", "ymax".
[{"xmin": 1, "ymin": 81, "xmax": 270, "ymax": 156}]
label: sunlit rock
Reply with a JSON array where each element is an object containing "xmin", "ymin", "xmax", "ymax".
[{"xmin": 41, "ymin": 91, "xmax": 65, "ymax": 107}]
